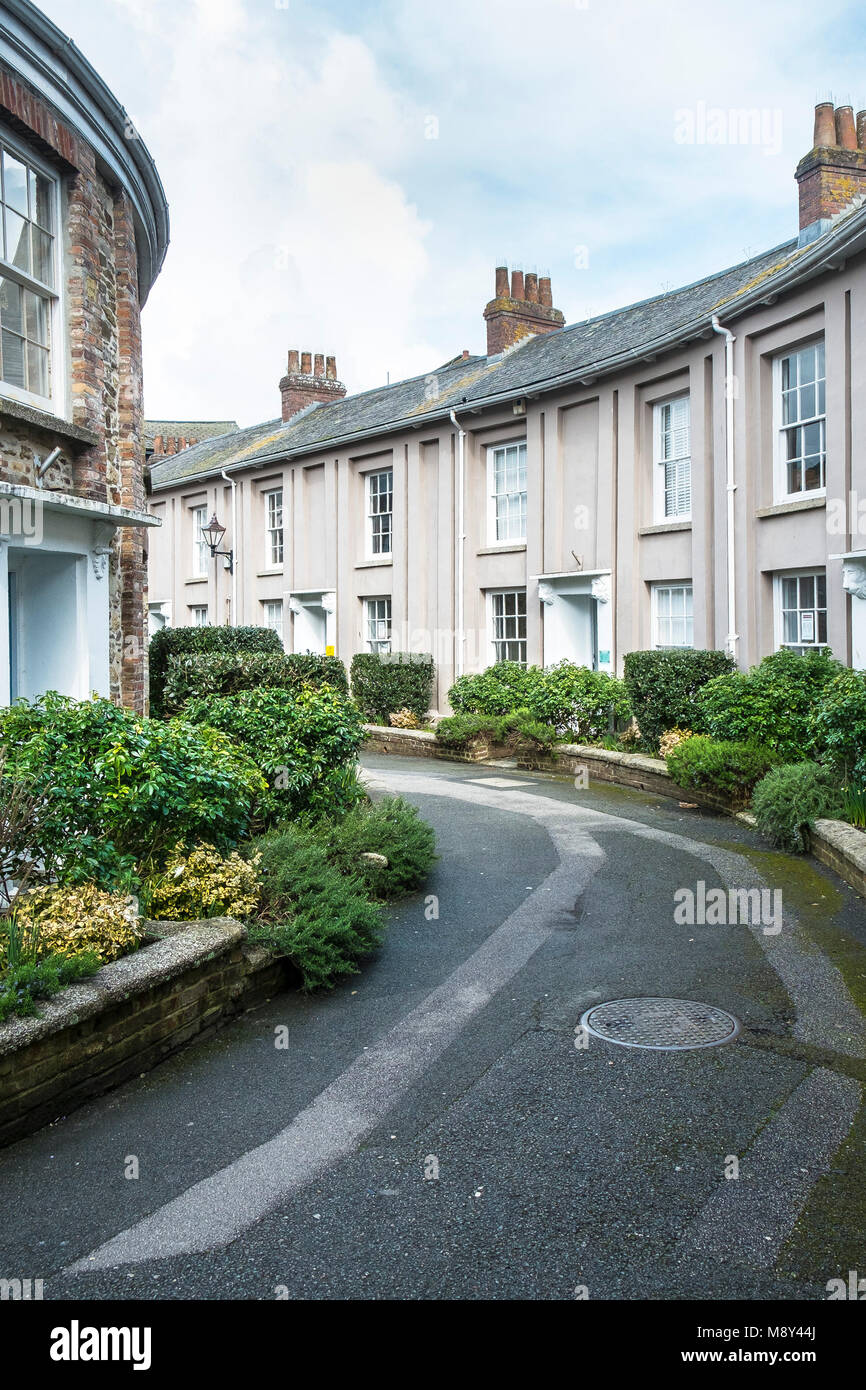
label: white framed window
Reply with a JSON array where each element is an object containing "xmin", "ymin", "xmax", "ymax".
[
  {"xmin": 487, "ymin": 441, "xmax": 527, "ymax": 543},
  {"xmin": 190, "ymin": 504, "xmax": 209, "ymax": 577},
  {"xmin": 365, "ymin": 596, "xmax": 391, "ymax": 652},
  {"xmin": 0, "ymin": 131, "xmax": 61, "ymax": 412},
  {"xmin": 189, "ymin": 604, "xmax": 209, "ymax": 626},
  {"xmin": 653, "ymin": 396, "xmax": 691, "ymax": 520},
  {"xmin": 366, "ymin": 469, "xmax": 393, "ymax": 558},
  {"xmin": 774, "ymin": 340, "xmax": 826, "ymax": 500},
  {"xmin": 776, "ymin": 570, "xmax": 827, "ymax": 655},
  {"xmin": 490, "ymin": 588, "xmax": 527, "ymax": 664},
  {"xmin": 652, "ymin": 582, "xmax": 693, "ymax": 648},
  {"xmin": 262, "ymin": 598, "xmax": 284, "ymax": 641},
  {"xmin": 264, "ymin": 488, "xmax": 284, "ymax": 567}
]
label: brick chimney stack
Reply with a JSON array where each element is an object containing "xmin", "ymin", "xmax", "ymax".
[
  {"xmin": 796, "ymin": 101, "xmax": 866, "ymax": 242},
  {"xmin": 279, "ymin": 349, "xmax": 347, "ymax": 422},
  {"xmin": 151, "ymin": 434, "xmax": 198, "ymax": 458},
  {"xmin": 483, "ymin": 266, "xmax": 565, "ymax": 356}
]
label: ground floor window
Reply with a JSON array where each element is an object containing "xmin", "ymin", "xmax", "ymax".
[
  {"xmin": 262, "ymin": 598, "xmax": 284, "ymax": 642},
  {"xmin": 652, "ymin": 582, "xmax": 693, "ymax": 648},
  {"xmin": 777, "ymin": 570, "xmax": 827, "ymax": 654},
  {"xmin": 189, "ymin": 604, "xmax": 209, "ymax": 626},
  {"xmin": 365, "ymin": 596, "xmax": 391, "ymax": 653},
  {"xmin": 490, "ymin": 589, "xmax": 527, "ymax": 664}
]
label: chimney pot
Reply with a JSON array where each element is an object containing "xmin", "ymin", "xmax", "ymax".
[
  {"xmin": 525, "ymin": 271, "xmax": 539, "ymax": 303},
  {"xmin": 326, "ymin": 355, "xmax": 337, "ymax": 379},
  {"xmin": 301, "ymin": 351, "xmax": 312, "ymax": 374},
  {"xmin": 287, "ymin": 348, "xmax": 300, "ymax": 374},
  {"xmin": 857, "ymin": 110, "xmax": 866, "ymax": 151},
  {"xmin": 461, "ymin": 348, "xmax": 469, "ymax": 359},
  {"xmin": 510, "ymin": 269, "xmax": 525, "ymax": 301},
  {"xmin": 814, "ymin": 101, "xmax": 837, "ymax": 147},
  {"xmin": 495, "ymin": 265, "xmax": 509, "ymax": 297},
  {"xmin": 483, "ymin": 265, "xmax": 564, "ymax": 356},
  {"xmin": 538, "ymin": 276, "xmax": 553, "ymax": 307},
  {"xmin": 836, "ymin": 104, "xmax": 857, "ymax": 150},
  {"xmin": 313, "ymin": 353, "xmax": 324, "ymax": 377}
]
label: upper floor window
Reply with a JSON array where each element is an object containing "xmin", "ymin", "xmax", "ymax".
[
  {"xmin": 365, "ymin": 596, "xmax": 391, "ymax": 653},
  {"xmin": 264, "ymin": 488, "xmax": 284, "ymax": 567},
  {"xmin": 191, "ymin": 505, "xmax": 209, "ymax": 578},
  {"xmin": 262, "ymin": 598, "xmax": 284, "ymax": 642},
  {"xmin": 652, "ymin": 582, "xmax": 693, "ymax": 649},
  {"xmin": 654, "ymin": 397, "xmax": 691, "ymax": 520},
  {"xmin": 776, "ymin": 571, "xmax": 827, "ymax": 655},
  {"xmin": 0, "ymin": 137, "xmax": 58, "ymax": 409},
  {"xmin": 490, "ymin": 589, "xmax": 527, "ymax": 664},
  {"xmin": 776, "ymin": 341, "xmax": 825, "ymax": 499},
  {"xmin": 488, "ymin": 442, "xmax": 527, "ymax": 543},
  {"xmin": 367, "ymin": 469, "xmax": 393, "ymax": 557}
]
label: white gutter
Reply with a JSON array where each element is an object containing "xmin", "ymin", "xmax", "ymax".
[
  {"xmin": 221, "ymin": 469, "xmax": 238, "ymax": 624},
  {"xmin": 449, "ymin": 409, "xmax": 466, "ymax": 677},
  {"xmin": 711, "ymin": 315, "xmax": 738, "ymax": 664}
]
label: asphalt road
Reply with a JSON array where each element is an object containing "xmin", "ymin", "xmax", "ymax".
[{"xmin": 3, "ymin": 752, "xmax": 866, "ymax": 1301}]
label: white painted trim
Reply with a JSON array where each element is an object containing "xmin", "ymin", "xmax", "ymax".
[
  {"xmin": 772, "ymin": 339, "xmax": 827, "ymax": 506},
  {"xmin": 485, "ymin": 439, "xmax": 527, "ymax": 546}
]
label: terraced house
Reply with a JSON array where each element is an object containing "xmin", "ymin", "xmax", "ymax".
[
  {"xmin": 0, "ymin": 0, "xmax": 167, "ymax": 711},
  {"xmin": 148, "ymin": 102, "xmax": 866, "ymax": 712}
]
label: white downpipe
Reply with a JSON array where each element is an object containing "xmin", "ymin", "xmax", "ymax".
[
  {"xmin": 449, "ymin": 409, "xmax": 466, "ymax": 677},
  {"xmin": 711, "ymin": 316, "xmax": 738, "ymax": 665},
  {"xmin": 220, "ymin": 469, "xmax": 238, "ymax": 625}
]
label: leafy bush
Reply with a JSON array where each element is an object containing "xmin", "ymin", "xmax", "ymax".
[
  {"xmin": 183, "ymin": 685, "xmax": 364, "ymax": 824},
  {"xmin": 149, "ymin": 624, "xmax": 283, "ymax": 718},
  {"xmin": 0, "ymin": 749, "xmax": 41, "ymax": 912},
  {"xmin": 314, "ymin": 797, "xmax": 437, "ymax": 898},
  {"xmin": 435, "ymin": 711, "xmax": 558, "ymax": 752},
  {"xmin": 351, "ymin": 652, "xmax": 434, "ymax": 724},
  {"xmin": 658, "ymin": 727, "xmax": 694, "ymax": 759},
  {"xmin": 696, "ymin": 648, "xmax": 842, "ymax": 761},
  {"xmin": 250, "ymin": 828, "xmax": 385, "ymax": 990},
  {"xmin": 12, "ymin": 883, "xmax": 143, "ymax": 962},
  {"xmin": 809, "ymin": 668, "xmax": 866, "ymax": 784},
  {"xmin": 665, "ymin": 735, "xmax": 781, "ymax": 808},
  {"xmin": 448, "ymin": 660, "xmax": 629, "ymax": 741},
  {"xmin": 0, "ymin": 952, "xmax": 101, "ymax": 1024},
  {"xmin": 389, "ymin": 707, "xmax": 421, "ymax": 729},
  {"xmin": 751, "ymin": 762, "xmax": 844, "ymax": 854},
  {"xmin": 0, "ymin": 695, "xmax": 265, "ymax": 888},
  {"xmin": 146, "ymin": 844, "xmax": 262, "ymax": 921},
  {"xmin": 162, "ymin": 650, "xmax": 348, "ymax": 714},
  {"xmin": 623, "ymin": 649, "xmax": 734, "ymax": 749},
  {"xmin": 842, "ymin": 784, "xmax": 866, "ymax": 829}
]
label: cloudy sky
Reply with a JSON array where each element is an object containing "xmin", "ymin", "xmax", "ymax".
[{"xmin": 39, "ymin": 0, "xmax": 866, "ymax": 425}]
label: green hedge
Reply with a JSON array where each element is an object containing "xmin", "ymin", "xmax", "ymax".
[
  {"xmin": 808, "ymin": 668, "xmax": 866, "ymax": 784},
  {"xmin": 665, "ymin": 735, "xmax": 780, "ymax": 809},
  {"xmin": 350, "ymin": 652, "xmax": 434, "ymax": 724},
  {"xmin": 435, "ymin": 711, "xmax": 558, "ymax": 752},
  {"xmin": 623, "ymin": 649, "xmax": 734, "ymax": 748},
  {"xmin": 162, "ymin": 649, "xmax": 348, "ymax": 714},
  {"xmin": 149, "ymin": 625, "xmax": 283, "ymax": 717},
  {"xmin": 447, "ymin": 660, "xmax": 630, "ymax": 741},
  {"xmin": 695, "ymin": 648, "xmax": 842, "ymax": 762}
]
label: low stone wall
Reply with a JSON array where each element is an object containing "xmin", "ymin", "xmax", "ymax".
[
  {"xmin": 364, "ymin": 724, "xmax": 866, "ymax": 901},
  {"xmin": 0, "ymin": 919, "xmax": 296, "ymax": 1149}
]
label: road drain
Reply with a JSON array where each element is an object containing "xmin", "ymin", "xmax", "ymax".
[{"xmin": 579, "ymin": 997, "xmax": 740, "ymax": 1051}]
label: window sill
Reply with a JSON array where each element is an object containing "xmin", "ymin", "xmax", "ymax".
[
  {"xmin": 356, "ymin": 558, "xmax": 393, "ymax": 569},
  {"xmin": 185, "ymin": 576, "xmax": 208, "ymax": 585},
  {"xmin": 256, "ymin": 568, "xmax": 284, "ymax": 578},
  {"xmin": 639, "ymin": 521, "xmax": 692, "ymax": 536},
  {"xmin": 477, "ymin": 543, "xmax": 527, "ymax": 555},
  {"xmin": 757, "ymin": 496, "xmax": 826, "ymax": 518},
  {"xmin": 0, "ymin": 394, "xmax": 99, "ymax": 450}
]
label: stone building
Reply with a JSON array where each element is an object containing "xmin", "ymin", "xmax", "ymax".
[
  {"xmin": 148, "ymin": 102, "xmax": 866, "ymax": 711},
  {"xmin": 0, "ymin": 0, "xmax": 168, "ymax": 711}
]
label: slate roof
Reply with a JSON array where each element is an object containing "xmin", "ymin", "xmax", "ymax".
[{"xmin": 149, "ymin": 204, "xmax": 866, "ymax": 492}]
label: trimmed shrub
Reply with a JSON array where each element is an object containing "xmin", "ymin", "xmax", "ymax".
[
  {"xmin": 751, "ymin": 762, "xmax": 844, "ymax": 854},
  {"xmin": 318, "ymin": 797, "xmax": 437, "ymax": 898},
  {"xmin": 389, "ymin": 707, "xmax": 421, "ymax": 729},
  {"xmin": 149, "ymin": 624, "xmax": 283, "ymax": 718},
  {"xmin": 809, "ymin": 668, "xmax": 866, "ymax": 784},
  {"xmin": 146, "ymin": 844, "xmax": 262, "ymax": 921},
  {"xmin": 695, "ymin": 647, "xmax": 842, "ymax": 761},
  {"xmin": 658, "ymin": 727, "xmax": 694, "ymax": 759},
  {"xmin": 623, "ymin": 649, "xmax": 734, "ymax": 749},
  {"xmin": 435, "ymin": 711, "xmax": 558, "ymax": 752},
  {"xmin": 665, "ymin": 735, "xmax": 781, "ymax": 808},
  {"xmin": 249, "ymin": 828, "xmax": 385, "ymax": 990},
  {"xmin": 0, "ymin": 695, "xmax": 265, "ymax": 888},
  {"xmin": 12, "ymin": 883, "xmax": 143, "ymax": 962},
  {"xmin": 351, "ymin": 652, "xmax": 434, "ymax": 724},
  {"xmin": 183, "ymin": 685, "xmax": 364, "ymax": 824},
  {"xmin": 162, "ymin": 649, "xmax": 348, "ymax": 714},
  {"xmin": 448, "ymin": 660, "xmax": 629, "ymax": 741}
]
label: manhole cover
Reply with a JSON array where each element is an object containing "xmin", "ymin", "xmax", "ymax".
[{"xmin": 579, "ymin": 998, "xmax": 740, "ymax": 1051}]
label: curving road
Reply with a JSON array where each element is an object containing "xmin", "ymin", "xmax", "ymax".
[{"xmin": 2, "ymin": 753, "xmax": 866, "ymax": 1300}]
